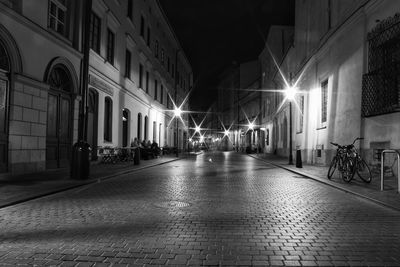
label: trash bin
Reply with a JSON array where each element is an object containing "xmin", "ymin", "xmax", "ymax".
[
  {"xmin": 71, "ymin": 140, "xmax": 91, "ymax": 179},
  {"xmin": 134, "ymin": 147, "xmax": 140, "ymax": 165},
  {"xmin": 296, "ymin": 149, "xmax": 303, "ymax": 168}
]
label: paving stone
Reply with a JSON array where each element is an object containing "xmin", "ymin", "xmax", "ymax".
[{"xmin": 0, "ymin": 152, "xmax": 399, "ymax": 266}]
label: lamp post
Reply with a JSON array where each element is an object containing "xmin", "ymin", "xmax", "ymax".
[
  {"xmin": 285, "ymin": 85, "xmax": 297, "ymax": 165},
  {"xmin": 174, "ymin": 106, "xmax": 181, "ymax": 157}
]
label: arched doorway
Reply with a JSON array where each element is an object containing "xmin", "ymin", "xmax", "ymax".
[
  {"xmin": 122, "ymin": 109, "xmax": 129, "ymax": 147},
  {"xmin": 137, "ymin": 113, "xmax": 142, "ymax": 141},
  {"xmin": 0, "ymin": 40, "xmax": 10, "ymax": 172},
  {"xmin": 87, "ymin": 89, "xmax": 98, "ymax": 160},
  {"xmin": 46, "ymin": 65, "xmax": 73, "ymax": 169}
]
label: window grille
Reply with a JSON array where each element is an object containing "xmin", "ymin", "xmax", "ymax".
[{"xmin": 362, "ymin": 13, "xmax": 400, "ymax": 117}]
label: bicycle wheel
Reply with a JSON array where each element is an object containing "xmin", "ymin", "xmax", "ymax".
[
  {"xmin": 356, "ymin": 158, "xmax": 372, "ymax": 183},
  {"xmin": 327, "ymin": 156, "xmax": 338, "ymax": 179},
  {"xmin": 341, "ymin": 157, "xmax": 354, "ymax": 183}
]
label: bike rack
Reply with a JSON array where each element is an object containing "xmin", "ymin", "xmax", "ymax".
[{"xmin": 381, "ymin": 150, "xmax": 400, "ymax": 193}]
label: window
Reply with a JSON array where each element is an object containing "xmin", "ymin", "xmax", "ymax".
[
  {"xmin": 139, "ymin": 64, "xmax": 143, "ymax": 88},
  {"xmin": 167, "ymin": 57, "xmax": 170, "ymax": 72},
  {"xmin": 125, "ymin": 50, "xmax": 131, "ymax": 79},
  {"xmin": 172, "ymin": 64, "xmax": 175, "ymax": 78},
  {"xmin": 140, "ymin": 16, "xmax": 145, "ymax": 37},
  {"xmin": 321, "ymin": 80, "xmax": 328, "ymax": 123},
  {"xmin": 155, "ymin": 40, "xmax": 159, "ymax": 58},
  {"xmin": 160, "ymin": 84, "xmax": 164, "ymax": 104},
  {"xmin": 145, "ymin": 71, "xmax": 149, "ymax": 93},
  {"xmin": 104, "ymin": 97, "xmax": 113, "ymax": 142},
  {"xmin": 144, "ymin": 116, "xmax": 148, "ymax": 140},
  {"xmin": 48, "ymin": 0, "xmax": 67, "ymax": 36},
  {"xmin": 127, "ymin": 0, "xmax": 133, "ymax": 20},
  {"xmin": 106, "ymin": 29, "xmax": 115, "ymax": 65},
  {"xmin": 153, "ymin": 121, "xmax": 156, "ymax": 141},
  {"xmin": 137, "ymin": 113, "xmax": 142, "ymax": 140},
  {"xmin": 147, "ymin": 27, "xmax": 151, "ymax": 46},
  {"xmin": 154, "ymin": 79, "xmax": 158, "ymax": 100},
  {"xmin": 161, "ymin": 49, "xmax": 164, "ymax": 65},
  {"xmin": 298, "ymin": 95, "xmax": 304, "ymax": 133},
  {"xmin": 362, "ymin": 14, "xmax": 400, "ymax": 117},
  {"xmin": 89, "ymin": 12, "xmax": 101, "ymax": 53}
]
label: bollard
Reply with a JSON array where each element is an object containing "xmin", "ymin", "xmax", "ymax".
[
  {"xmin": 296, "ymin": 149, "xmax": 303, "ymax": 168},
  {"xmin": 134, "ymin": 147, "xmax": 140, "ymax": 165},
  {"xmin": 71, "ymin": 140, "xmax": 91, "ymax": 179}
]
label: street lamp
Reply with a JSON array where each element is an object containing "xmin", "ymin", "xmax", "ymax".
[
  {"xmin": 285, "ymin": 85, "xmax": 298, "ymax": 165},
  {"xmin": 174, "ymin": 105, "xmax": 182, "ymax": 157}
]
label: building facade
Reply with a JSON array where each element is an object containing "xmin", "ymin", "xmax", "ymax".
[
  {"xmin": 0, "ymin": 0, "xmax": 192, "ymax": 176},
  {"xmin": 263, "ymin": 0, "xmax": 400, "ymax": 167}
]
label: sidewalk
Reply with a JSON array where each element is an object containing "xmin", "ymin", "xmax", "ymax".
[
  {"xmin": 249, "ymin": 153, "xmax": 400, "ymax": 211},
  {"xmin": 0, "ymin": 154, "xmax": 186, "ymax": 209}
]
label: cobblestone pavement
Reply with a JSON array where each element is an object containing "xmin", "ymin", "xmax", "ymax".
[{"xmin": 0, "ymin": 151, "xmax": 400, "ymax": 266}]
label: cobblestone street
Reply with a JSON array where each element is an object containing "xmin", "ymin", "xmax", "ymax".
[{"xmin": 0, "ymin": 152, "xmax": 400, "ymax": 266}]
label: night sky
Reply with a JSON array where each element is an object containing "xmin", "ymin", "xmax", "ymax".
[{"xmin": 160, "ymin": 0, "xmax": 295, "ymax": 111}]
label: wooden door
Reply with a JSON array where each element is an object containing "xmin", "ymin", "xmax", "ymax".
[{"xmin": 46, "ymin": 92, "xmax": 72, "ymax": 169}]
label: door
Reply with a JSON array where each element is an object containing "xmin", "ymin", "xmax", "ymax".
[
  {"xmin": 0, "ymin": 78, "xmax": 8, "ymax": 172},
  {"xmin": 87, "ymin": 89, "xmax": 98, "ymax": 160},
  {"xmin": 122, "ymin": 109, "xmax": 129, "ymax": 147},
  {"xmin": 46, "ymin": 92, "xmax": 72, "ymax": 169}
]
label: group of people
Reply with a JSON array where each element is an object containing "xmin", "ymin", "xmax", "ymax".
[{"xmin": 130, "ymin": 138, "xmax": 161, "ymax": 159}]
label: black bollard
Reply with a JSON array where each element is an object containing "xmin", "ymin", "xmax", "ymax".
[
  {"xmin": 296, "ymin": 149, "xmax": 303, "ymax": 168},
  {"xmin": 71, "ymin": 141, "xmax": 91, "ymax": 179}
]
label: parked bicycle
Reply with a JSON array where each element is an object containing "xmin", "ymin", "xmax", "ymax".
[{"xmin": 327, "ymin": 137, "xmax": 372, "ymax": 183}]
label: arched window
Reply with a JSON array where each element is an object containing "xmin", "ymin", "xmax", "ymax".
[
  {"xmin": 104, "ymin": 97, "xmax": 112, "ymax": 142},
  {"xmin": 48, "ymin": 65, "xmax": 72, "ymax": 92},
  {"xmin": 0, "ymin": 40, "xmax": 10, "ymax": 72},
  {"xmin": 144, "ymin": 116, "xmax": 148, "ymax": 140},
  {"xmin": 137, "ymin": 113, "xmax": 142, "ymax": 140}
]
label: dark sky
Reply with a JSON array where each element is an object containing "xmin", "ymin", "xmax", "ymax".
[{"xmin": 160, "ymin": 0, "xmax": 295, "ymax": 111}]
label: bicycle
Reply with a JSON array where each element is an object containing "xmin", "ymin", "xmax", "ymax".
[
  {"xmin": 327, "ymin": 138, "xmax": 372, "ymax": 183},
  {"xmin": 347, "ymin": 138, "xmax": 372, "ymax": 183},
  {"xmin": 327, "ymin": 142, "xmax": 354, "ymax": 182}
]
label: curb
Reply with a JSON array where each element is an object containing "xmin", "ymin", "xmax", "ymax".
[
  {"xmin": 0, "ymin": 157, "xmax": 183, "ymax": 210},
  {"xmin": 248, "ymin": 154, "xmax": 400, "ymax": 212}
]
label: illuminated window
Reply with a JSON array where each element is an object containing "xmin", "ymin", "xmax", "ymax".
[
  {"xmin": 321, "ymin": 80, "xmax": 328, "ymax": 123},
  {"xmin": 48, "ymin": 0, "xmax": 67, "ymax": 36}
]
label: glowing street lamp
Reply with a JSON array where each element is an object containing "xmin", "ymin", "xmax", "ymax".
[
  {"xmin": 224, "ymin": 129, "xmax": 230, "ymax": 137},
  {"xmin": 195, "ymin": 125, "xmax": 201, "ymax": 133},
  {"xmin": 248, "ymin": 121, "xmax": 254, "ymax": 131},
  {"xmin": 285, "ymin": 85, "xmax": 298, "ymax": 165}
]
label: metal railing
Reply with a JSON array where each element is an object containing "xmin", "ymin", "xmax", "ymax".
[{"xmin": 380, "ymin": 150, "xmax": 400, "ymax": 193}]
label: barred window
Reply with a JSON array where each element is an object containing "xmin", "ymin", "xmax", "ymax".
[
  {"xmin": 48, "ymin": 0, "xmax": 67, "ymax": 36},
  {"xmin": 362, "ymin": 13, "xmax": 400, "ymax": 117}
]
